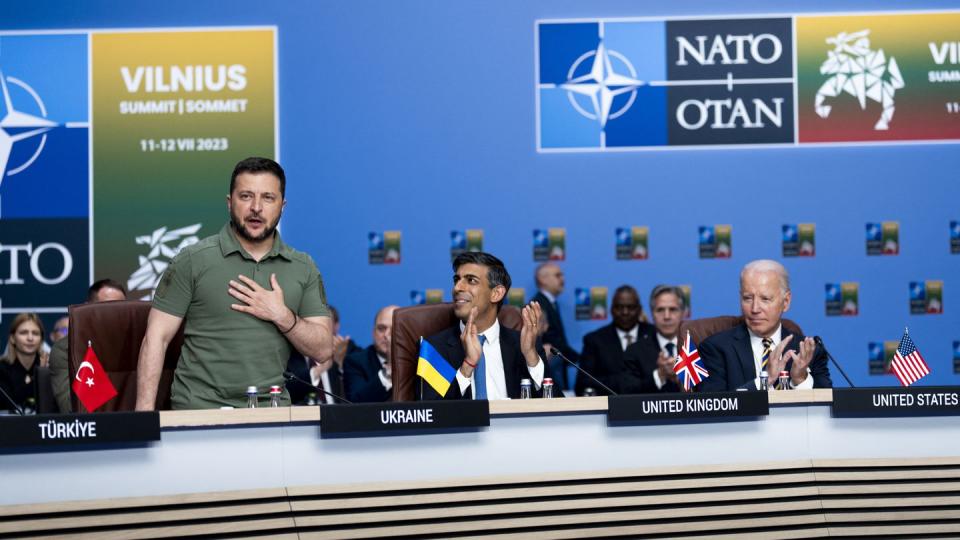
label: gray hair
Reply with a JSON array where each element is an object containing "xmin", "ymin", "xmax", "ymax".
[
  {"xmin": 740, "ymin": 259, "xmax": 790, "ymax": 295},
  {"xmin": 649, "ymin": 284, "xmax": 686, "ymax": 309}
]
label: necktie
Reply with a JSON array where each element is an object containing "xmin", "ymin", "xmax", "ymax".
[
  {"xmin": 760, "ymin": 337, "xmax": 773, "ymax": 371},
  {"xmin": 665, "ymin": 342, "xmax": 676, "ymax": 357},
  {"xmin": 623, "ymin": 333, "xmax": 634, "ymax": 350},
  {"xmin": 474, "ymin": 334, "xmax": 487, "ymax": 399}
]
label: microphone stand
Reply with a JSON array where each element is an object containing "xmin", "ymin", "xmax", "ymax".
[
  {"xmin": 551, "ymin": 350, "xmax": 618, "ymax": 396},
  {"xmin": 283, "ymin": 371, "xmax": 354, "ymax": 405},
  {"xmin": 814, "ymin": 336, "xmax": 856, "ymax": 388}
]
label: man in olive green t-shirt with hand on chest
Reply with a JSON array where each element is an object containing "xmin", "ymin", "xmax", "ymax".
[{"xmin": 135, "ymin": 157, "xmax": 333, "ymax": 410}]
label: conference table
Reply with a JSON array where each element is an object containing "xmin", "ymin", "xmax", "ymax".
[{"xmin": 2, "ymin": 390, "xmax": 960, "ymax": 539}]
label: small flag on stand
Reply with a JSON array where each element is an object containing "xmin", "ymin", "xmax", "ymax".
[
  {"xmin": 72, "ymin": 341, "xmax": 118, "ymax": 412},
  {"xmin": 890, "ymin": 328, "xmax": 930, "ymax": 387},
  {"xmin": 416, "ymin": 338, "xmax": 456, "ymax": 397},
  {"xmin": 674, "ymin": 331, "xmax": 709, "ymax": 391}
]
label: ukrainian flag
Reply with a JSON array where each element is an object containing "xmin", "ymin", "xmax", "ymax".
[{"xmin": 417, "ymin": 338, "xmax": 456, "ymax": 397}]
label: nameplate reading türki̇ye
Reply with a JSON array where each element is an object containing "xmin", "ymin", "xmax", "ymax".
[
  {"xmin": 833, "ymin": 387, "xmax": 960, "ymax": 417},
  {"xmin": 0, "ymin": 412, "xmax": 160, "ymax": 450},
  {"xmin": 608, "ymin": 391, "xmax": 769, "ymax": 424},
  {"xmin": 319, "ymin": 400, "xmax": 489, "ymax": 436}
]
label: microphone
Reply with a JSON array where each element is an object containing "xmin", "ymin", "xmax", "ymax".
[
  {"xmin": 551, "ymin": 349, "xmax": 618, "ymax": 396},
  {"xmin": 283, "ymin": 371, "xmax": 354, "ymax": 405},
  {"xmin": 0, "ymin": 384, "xmax": 24, "ymax": 415},
  {"xmin": 814, "ymin": 336, "xmax": 856, "ymax": 388}
]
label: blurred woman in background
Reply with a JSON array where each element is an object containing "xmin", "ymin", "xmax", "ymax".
[{"xmin": 0, "ymin": 313, "xmax": 48, "ymax": 413}]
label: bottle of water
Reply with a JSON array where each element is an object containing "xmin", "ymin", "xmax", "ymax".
[
  {"xmin": 778, "ymin": 370, "xmax": 790, "ymax": 390},
  {"xmin": 759, "ymin": 371, "xmax": 769, "ymax": 391},
  {"xmin": 246, "ymin": 386, "xmax": 258, "ymax": 408},
  {"xmin": 542, "ymin": 377, "xmax": 554, "ymax": 399},
  {"xmin": 520, "ymin": 379, "xmax": 532, "ymax": 399},
  {"xmin": 269, "ymin": 385, "xmax": 282, "ymax": 407}
]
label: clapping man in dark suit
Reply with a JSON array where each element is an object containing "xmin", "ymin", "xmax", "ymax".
[
  {"xmin": 419, "ymin": 252, "xmax": 556, "ymax": 400},
  {"xmin": 343, "ymin": 305, "xmax": 398, "ymax": 402},
  {"xmin": 622, "ymin": 285, "xmax": 685, "ymax": 394},
  {"xmin": 532, "ymin": 262, "xmax": 578, "ymax": 389},
  {"xmin": 576, "ymin": 285, "xmax": 647, "ymax": 395},
  {"xmin": 699, "ymin": 260, "xmax": 832, "ymax": 392}
]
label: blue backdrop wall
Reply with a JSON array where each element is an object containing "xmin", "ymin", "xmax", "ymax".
[{"xmin": 3, "ymin": 0, "xmax": 959, "ymax": 387}]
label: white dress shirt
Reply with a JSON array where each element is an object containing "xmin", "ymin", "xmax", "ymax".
[
  {"xmin": 309, "ymin": 359, "xmax": 337, "ymax": 405},
  {"xmin": 747, "ymin": 324, "xmax": 812, "ymax": 390},
  {"xmin": 376, "ymin": 353, "xmax": 392, "ymax": 391},
  {"xmin": 454, "ymin": 319, "xmax": 545, "ymax": 400},
  {"xmin": 616, "ymin": 325, "xmax": 639, "ymax": 351},
  {"xmin": 652, "ymin": 333, "xmax": 678, "ymax": 390}
]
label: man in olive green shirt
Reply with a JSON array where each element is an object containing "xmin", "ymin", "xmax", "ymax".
[{"xmin": 135, "ymin": 157, "xmax": 333, "ymax": 410}]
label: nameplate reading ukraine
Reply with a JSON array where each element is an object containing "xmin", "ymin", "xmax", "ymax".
[
  {"xmin": 0, "ymin": 412, "xmax": 160, "ymax": 450},
  {"xmin": 608, "ymin": 391, "xmax": 768, "ymax": 424},
  {"xmin": 833, "ymin": 387, "xmax": 960, "ymax": 417},
  {"xmin": 319, "ymin": 401, "xmax": 489, "ymax": 436}
]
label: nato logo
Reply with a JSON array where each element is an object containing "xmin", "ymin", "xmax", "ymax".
[
  {"xmin": 954, "ymin": 340, "xmax": 960, "ymax": 374},
  {"xmin": 368, "ymin": 231, "xmax": 400, "ymax": 265},
  {"xmin": 616, "ymin": 226, "xmax": 648, "ymax": 260},
  {"xmin": 866, "ymin": 221, "xmax": 898, "ymax": 255},
  {"xmin": 699, "ymin": 225, "xmax": 731, "ymax": 259},
  {"xmin": 574, "ymin": 286, "xmax": 608, "ymax": 320},
  {"xmin": 826, "ymin": 282, "xmax": 858, "ymax": 316},
  {"xmin": 868, "ymin": 342, "xmax": 885, "ymax": 375},
  {"xmin": 533, "ymin": 227, "xmax": 565, "ymax": 261},
  {"xmin": 910, "ymin": 280, "xmax": 943, "ymax": 315},
  {"xmin": 409, "ymin": 290, "xmax": 442, "ymax": 306},
  {"xmin": 537, "ymin": 20, "xmax": 667, "ymax": 150},
  {"xmin": 0, "ymin": 34, "xmax": 90, "ymax": 319},
  {"xmin": 537, "ymin": 17, "xmax": 793, "ymax": 151},
  {"xmin": 783, "ymin": 223, "xmax": 814, "ymax": 257},
  {"xmin": 951, "ymin": 221, "xmax": 960, "ymax": 254}
]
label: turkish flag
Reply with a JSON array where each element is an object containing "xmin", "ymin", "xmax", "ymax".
[{"xmin": 72, "ymin": 343, "xmax": 118, "ymax": 412}]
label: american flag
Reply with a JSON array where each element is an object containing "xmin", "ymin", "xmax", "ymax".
[
  {"xmin": 890, "ymin": 328, "xmax": 930, "ymax": 387},
  {"xmin": 674, "ymin": 331, "xmax": 709, "ymax": 391}
]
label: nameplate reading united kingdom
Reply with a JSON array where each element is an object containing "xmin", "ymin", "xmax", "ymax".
[
  {"xmin": 608, "ymin": 391, "xmax": 769, "ymax": 424},
  {"xmin": 0, "ymin": 412, "xmax": 160, "ymax": 451},
  {"xmin": 319, "ymin": 401, "xmax": 489, "ymax": 437},
  {"xmin": 832, "ymin": 387, "xmax": 960, "ymax": 417}
]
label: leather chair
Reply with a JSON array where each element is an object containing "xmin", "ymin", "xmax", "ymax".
[
  {"xmin": 391, "ymin": 303, "xmax": 522, "ymax": 401},
  {"xmin": 678, "ymin": 316, "xmax": 802, "ymax": 347},
  {"xmin": 68, "ymin": 301, "xmax": 184, "ymax": 412}
]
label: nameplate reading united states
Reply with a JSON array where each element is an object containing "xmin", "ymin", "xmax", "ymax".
[
  {"xmin": 0, "ymin": 412, "xmax": 160, "ymax": 451},
  {"xmin": 319, "ymin": 400, "xmax": 489, "ymax": 437},
  {"xmin": 833, "ymin": 387, "xmax": 960, "ymax": 417},
  {"xmin": 608, "ymin": 391, "xmax": 769, "ymax": 424}
]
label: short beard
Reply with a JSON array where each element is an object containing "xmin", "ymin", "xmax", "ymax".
[{"xmin": 230, "ymin": 212, "xmax": 277, "ymax": 243}]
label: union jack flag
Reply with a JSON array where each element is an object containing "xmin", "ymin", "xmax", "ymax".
[
  {"xmin": 674, "ymin": 330, "xmax": 709, "ymax": 391},
  {"xmin": 890, "ymin": 328, "xmax": 930, "ymax": 387}
]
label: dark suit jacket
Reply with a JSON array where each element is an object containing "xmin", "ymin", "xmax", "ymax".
[
  {"xmin": 343, "ymin": 345, "xmax": 390, "ymax": 403},
  {"xmin": 698, "ymin": 323, "xmax": 832, "ymax": 392},
  {"xmin": 620, "ymin": 324, "xmax": 682, "ymax": 394},
  {"xmin": 533, "ymin": 291, "xmax": 579, "ymax": 388},
  {"xmin": 533, "ymin": 292, "xmax": 579, "ymax": 362},
  {"xmin": 418, "ymin": 324, "xmax": 560, "ymax": 400},
  {"xmin": 577, "ymin": 322, "xmax": 647, "ymax": 395},
  {"xmin": 286, "ymin": 351, "xmax": 344, "ymax": 405}
]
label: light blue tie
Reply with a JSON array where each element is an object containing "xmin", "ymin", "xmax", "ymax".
[{"xmin": 474, "ymin": 334, "xmax": 487, "ymax": 399}]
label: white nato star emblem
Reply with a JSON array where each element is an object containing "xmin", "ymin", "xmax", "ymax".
[{"xmin": 562, "ymin": 43, "xmax": 644, "ymax": 128}]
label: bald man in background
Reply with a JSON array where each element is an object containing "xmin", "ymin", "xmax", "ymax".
[{"xmin": 343, "ymin": 305, "xmax": 399, "ymax": 402}]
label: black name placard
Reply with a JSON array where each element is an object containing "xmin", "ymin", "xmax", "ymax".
[
  {"xmin": 0, "ymin": 412, "xmax": 160, "ymax": 450},
  {"xmin": 608, "ymin": 391, "xmax": 769, "ymax": 424},
  {"xmin": 320, "ymin": 400, "xmax": 489, "ymax": 437},
  {"xmin": 833, "ymin": 387, "xmax": 960, "ymax": 417}
]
